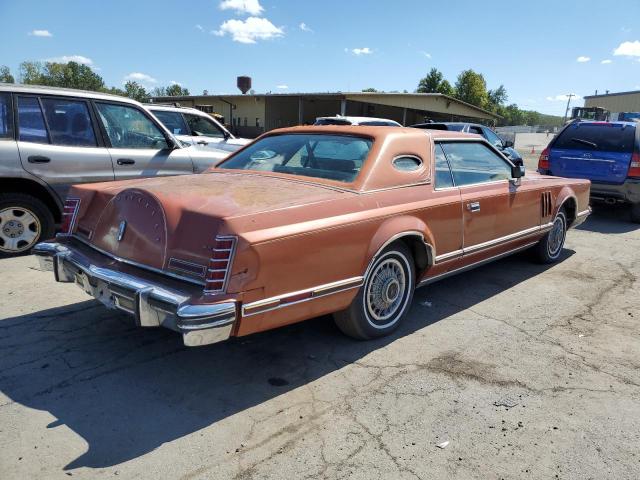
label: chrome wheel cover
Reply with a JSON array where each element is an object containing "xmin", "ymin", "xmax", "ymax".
[
  {"xmin": 365, "ymin": 256, "xmax": 407, "ymax": 325},
  {"xmin": 547, "ymin": 215, "xmax": 566, "ymax": 258},
  {"xmin": 0, "ymin": 207, "xmax": 41, "ymax": 253}
]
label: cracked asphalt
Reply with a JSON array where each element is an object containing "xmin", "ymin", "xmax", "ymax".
[{"xmin": 1, "ymin": 204, "xmax": 639, "ymax": 479}]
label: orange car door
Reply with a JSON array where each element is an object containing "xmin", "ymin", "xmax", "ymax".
[{"xmin": 439, "ymin": 141, "xmax": 541, "ymax": 256}]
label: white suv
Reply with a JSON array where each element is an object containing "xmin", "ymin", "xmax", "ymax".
[
  {"xmin": 147, "ymin": 105, "xmax": 250, "ymax": 154},
  {"xmin": 314, "ymin": 116, "xmax": 401, "ymax": 127}
]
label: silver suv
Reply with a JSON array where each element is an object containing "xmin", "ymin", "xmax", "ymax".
[{"xmin": 0, "ymin": 84, "xmax": 227, "ymax": 257}]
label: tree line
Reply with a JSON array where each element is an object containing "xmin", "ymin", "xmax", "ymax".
[
  {"xmin": 415, "ymin": 68, "xmax": 563, "ymax": 127},
  {"xmin": 0, "ymin": 61, "xmax": 189, "ymax": 102}
]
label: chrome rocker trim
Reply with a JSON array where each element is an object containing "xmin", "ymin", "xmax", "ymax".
[
  {"xmin": 33, "ymin": 242, "xmax": 236, "ymax": 347},
  {"xmin": 570, "ymin": 207, "xmax": 591, "ymax": 229}
]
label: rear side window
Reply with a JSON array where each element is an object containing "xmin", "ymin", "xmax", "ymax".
[
  {"xmin": 40, "ymin": 98, "xmax": 97, "ymax": 147},
  {"xmin": 153, "ymin": 110, "xmax": 190, "ymax": 135},
  {"xmin": 17, "ymin": 96, "xmax": 49, "ymax": 144},
  {"xmin": 553, "ymin": 124, "xmax": 636, "ymax": 153},
  {"xmin": 0, "ymin": 93, "xmax": 12, "ymax": 139}
]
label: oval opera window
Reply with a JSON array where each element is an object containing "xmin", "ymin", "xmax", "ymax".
[{"xmin": 392, "ymin": 155, "xmax": 422, "ymax": 172}]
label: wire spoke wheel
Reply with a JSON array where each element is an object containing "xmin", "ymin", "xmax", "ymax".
[
  {"xmin": 366, "ymin": 258, "xmax": 406, "ymax": 323},
  {"xmin": 0, "ymin": 207, "xmax": 42, "ymax": 253}
]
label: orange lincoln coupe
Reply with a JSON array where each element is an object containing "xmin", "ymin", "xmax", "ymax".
[{"xmin": 34, "ymin": 126, "xmax": 591, "ymax": 346}]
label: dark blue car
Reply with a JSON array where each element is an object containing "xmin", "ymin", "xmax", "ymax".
[{"xmin": 538, "ymin": 120, "xmax": 640, "ymax": 223}]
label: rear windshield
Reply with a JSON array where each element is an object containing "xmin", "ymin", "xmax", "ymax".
[
  {"xmin": 413, "ymin": 124, "xmax": 464, "ymax": 131},
  {"xmin": 314, "ymin": 118, "xmax": 351, "ymax": 126},
  {"xmin": 360, "ymin": 121, "xmax": 399, "ymax": 126},
  {"xmin": 553, "ymin": 123, "xmax": 636, "ymax": 153},
  {"xmin": 219, "ymin": 134, "xmax": 372, "ymax": 182}
]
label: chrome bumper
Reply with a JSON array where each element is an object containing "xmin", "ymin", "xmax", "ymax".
[{"xmin": 33, "ymin": 242, "xmax": 237, "ymax": 347}]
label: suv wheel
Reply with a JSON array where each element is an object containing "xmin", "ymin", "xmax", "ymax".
[
  {"xmin": 334, "ymin": 242, "xmax": 415, "ymax": 340},
  {"xmin": 0, "ymin": 193, "xmax": 55, "ymax": 258},
  {"xmin": 631, "ymin": 203, "xmax": 640, "ymax": 224}
]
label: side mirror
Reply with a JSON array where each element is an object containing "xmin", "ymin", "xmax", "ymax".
[
  {"xmin": 504, "ymin": 140, "xmax": 514, "ymax": 148},
  {"xmin": 511, "ymin": 164, "xmax": 525, "ymax": 179},
  {"xmin": 512, "ymin": 157, "xmax": 524, "ymax": 168}
]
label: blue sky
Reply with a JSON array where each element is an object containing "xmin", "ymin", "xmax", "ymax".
[{"xmin": 1, "ymin": 0, "xmax": 639, "ymax": 115}]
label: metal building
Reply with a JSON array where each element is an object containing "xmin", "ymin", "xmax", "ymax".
[
  {"xmin": 583, "ymin": 90, "xmax": 640, "ymax": 120},
  {"xmin": 150, "ymin": 92, "xmax": 500, "ymax": 138}
]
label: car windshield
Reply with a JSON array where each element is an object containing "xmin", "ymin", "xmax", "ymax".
[
  {"xmin": 360, "ymin": 121, "xmax": 399, "ymax": 126},
  {"xmin": 219, "ymin": 134, "xmax": 372, "ymax": 182}
]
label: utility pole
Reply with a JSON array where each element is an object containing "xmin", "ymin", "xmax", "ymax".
[{"xmin": 563, "ymin": 93, "xmax": 574, "ymax": 123}]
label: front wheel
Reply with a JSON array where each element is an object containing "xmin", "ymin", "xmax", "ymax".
[
  {"xmin": 334, "ymin": 242, "xmax": 415, "ymax": 340},
  {"xmin": 534, "ymin": 208, "xmax": 567, "ymax": 264}
]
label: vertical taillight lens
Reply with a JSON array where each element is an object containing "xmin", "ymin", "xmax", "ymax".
[
  {"xmin": 628, "ymin": 152, "xmax": 640, "ymax": 179},
  {"xmin": 204, "ymin": 235, "xmax": 237, "ymax": 294},
  {"xmin": 59, "ymin": 198, "xmax": 80, "ymax": 235},
  {"xmin": 538, "ymin": 148, "xmax": 550, "ymax": 170}
]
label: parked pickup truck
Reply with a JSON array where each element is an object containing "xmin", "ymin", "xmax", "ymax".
[
  {"xmin": 0, "ymin": 84, "xmax": 227, "ymax": 257},
  {"xmin": 538, "ymin": 120, "xmax": 639, "ymax": 223}
]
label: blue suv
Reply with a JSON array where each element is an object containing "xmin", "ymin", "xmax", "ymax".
[{"xmin": 538, "ymin": 120, "xmax": 640, "ymax": 223}]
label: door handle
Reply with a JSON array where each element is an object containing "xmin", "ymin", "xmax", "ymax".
[
  {"xmin": 196, "ymin": 141, "xmax": 209, "ymax": 145},
  {"xmin": 467, "ymin": 202, "xmax": 481, "ymax": 213},
  {"xmin": 27, "ymin": 155, "xmax": 51, "ymax": 164},
  {"xmin": 117, "ymin": 158, "xmax": 135, "ymax": 165}
]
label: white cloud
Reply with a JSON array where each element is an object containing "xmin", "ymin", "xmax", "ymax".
[
  {"xmin": 213, "ymin": 17, "xmax": 283, "ymax": 44},
  {"xmin": 546, "ymin": 94, "xmax": 582, "ymax": 102},
  {"xmin": 601, "ymin": 59, "xmax": 612, "ymax": 64},
  {"xmin": 299, "ymin": 22, "xmax": 312, "ymax": 32},
  {"xmin": 349, "ymin": 47, "xmax": 372, "ymax": 56},
  {"xmin": 420, "ymin": 51, "xmax": 432, "ymax": 59},
  {"xmin": 124, "ymin": 72, "xmax": 157, "ymax": 84},
  {"xmin": 613, "ymin": 40, "xmax": 640, "ymax": 57},
  {"xmin": 219, "ymin": 0, "xmax": 263, "ymax": 15},
  {"xmin": 170, "ymin": 80, "xmax": 182, "ymax": 85},
  {"xmin": 46, "ymin": 55, "xmax": 93, "ymax": 65},
  {"xmin": 29, "ymin": 29, "xmax": 52, "ymax": 37},
  {"xmin": 576, "ymin": 56, "xmax": 590, "ymax": 62},
  {"xmin": 276, "ymin": 85, "xmax": 288, "ymax": 89},
  {"xmin": 195, "ymin": 24, "xmax": 204, "ymax": 32}
]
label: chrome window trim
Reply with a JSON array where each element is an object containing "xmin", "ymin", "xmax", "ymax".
[
  {"xmin": 66, "ymin": 234, "xmax": 205, "ymax": 286},
  {"xmin": 242, "ymin": 276, "xmax": 364, "ymax": 317}
]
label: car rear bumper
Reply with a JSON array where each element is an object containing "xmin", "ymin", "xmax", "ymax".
[
  {"xmin": 33, "ymin": 241, "xmax": 237, "ymax": 347},
  {"xmin": 590, "ymin": 179, "xmax": 640, "ymax": 204}
]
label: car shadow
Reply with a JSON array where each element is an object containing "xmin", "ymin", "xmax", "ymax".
[
  {"xmin": 577, "ymin": 203, "xmax": 639, "ymax": 234},
  {"xmin": 0, "ymin": 249, "xmax": 574, "ymax": 471}
]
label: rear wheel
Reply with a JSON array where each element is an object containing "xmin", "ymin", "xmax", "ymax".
[
  {"xmin": 534, "ymin": 208, "xmax": 567, "ymax": 264},
  {"xmin": 334, "ymin": 242, "xmax": 415, "ymax": 340},
  {"xmin": 631, "ymin": 203, "xmax": 640, "ymax": 224},
  {"xmin": 0, "ymin": 193, "xmax": 55, "ymax": 258}
]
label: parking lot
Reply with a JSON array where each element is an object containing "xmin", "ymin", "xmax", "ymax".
[{"xmin": 1, "ymin": 191, "xmax": 639, "ymax": 479}]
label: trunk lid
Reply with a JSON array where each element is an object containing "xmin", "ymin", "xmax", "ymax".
[
  {"xmin": 549, "ymin": 122, "xmax": 636, "ymax": 184},
  {"xmin": 74, "ymin": 171, "xmax": 347, "ymax": 282}
]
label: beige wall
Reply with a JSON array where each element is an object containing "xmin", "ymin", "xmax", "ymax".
[{"xmin": 584, "ymin": 92, "xmax": 640, "ymax": 112}]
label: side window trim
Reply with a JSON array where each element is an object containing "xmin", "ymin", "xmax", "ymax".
[
  {"xmin": 0, "ymin": 92, "xmax": 15, "ymax": 140},
  {"xmin": 433, "ymin": 142, "xmax": 456, "ymax": 190}
]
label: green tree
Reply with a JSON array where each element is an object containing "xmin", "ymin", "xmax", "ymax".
[
  {"xmin": 124, "ymin": 81, "xmax": 150, "ymax": 102},
  {"xmin": 0, "ymin": 66, "xmax": 15, "ymax": 83},
  {"xmin": 18, "ymin": 60, "xmax": 104, "ymax": 91},
  {"xmin": 417, "ymin": 68, "xmax": 445, "ymax": 93},
  {"xmin": 165, "ymin": 84, "xmax": 190, "ymax": 96},
  {"xmin": 18, "ymin": 61, "xmax": 45, "ymax": 84},
  {"xmin": 454, "ymin": 69, "xmax": 488, "ymax": 108},
  {"xmin": 361, "ymin": 87, "xmax": 378, "ymax": 92},
  {"xmin": 436, "ymin": 79, "xmax": 454, "ymax": 96},
  {"xmin": 487, "ymin": 85, "xmax": 507, "ymax": 109}
]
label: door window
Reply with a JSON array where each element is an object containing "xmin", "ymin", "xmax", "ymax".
[
  {"xmin": 96, "ymin": 103, "xmax": 168, "ymax": 149},
  {"xmin": 152, "ymin": 110, "xmax": 190, "ymax": 135},
  {"xmin": 434, "ymin": 143, "xmax": 454, "ymax": 188},
  {"xmin": 184, "ymin": 113, "xmax": 225, "ymax": 138},
  {"xmin": 40, "ymin": 98, "xmax": 97, "ymax": 147},
  {"xmin": 17, "ymin": 96, "xmax": 49, "ymax": 144},
  {"xmin": 0, "ymin": 93, "xmax": 12, "ymax": 139},
  {"xmin": 440, "ymin": 142, "xmax": 512, "ymax": 186},
  {"xmin": 483, "ymin": 128, "xmax": 504, "ymax": 149}
]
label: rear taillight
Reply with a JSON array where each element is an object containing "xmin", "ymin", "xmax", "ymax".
[
  {"xmin": 628, "ymin": 152, "xmax": 640, "ymax": 179},
  {"xmin": 59, "ymin": 198, "xmax": 80, "ymax": 235},
  {"xmin": 538, "ymin": 148, "xmax": 550, "ymax": 170},
  {"xmin": 204, "ymin": 235, "xmax": 237, "ymax": 294}
]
